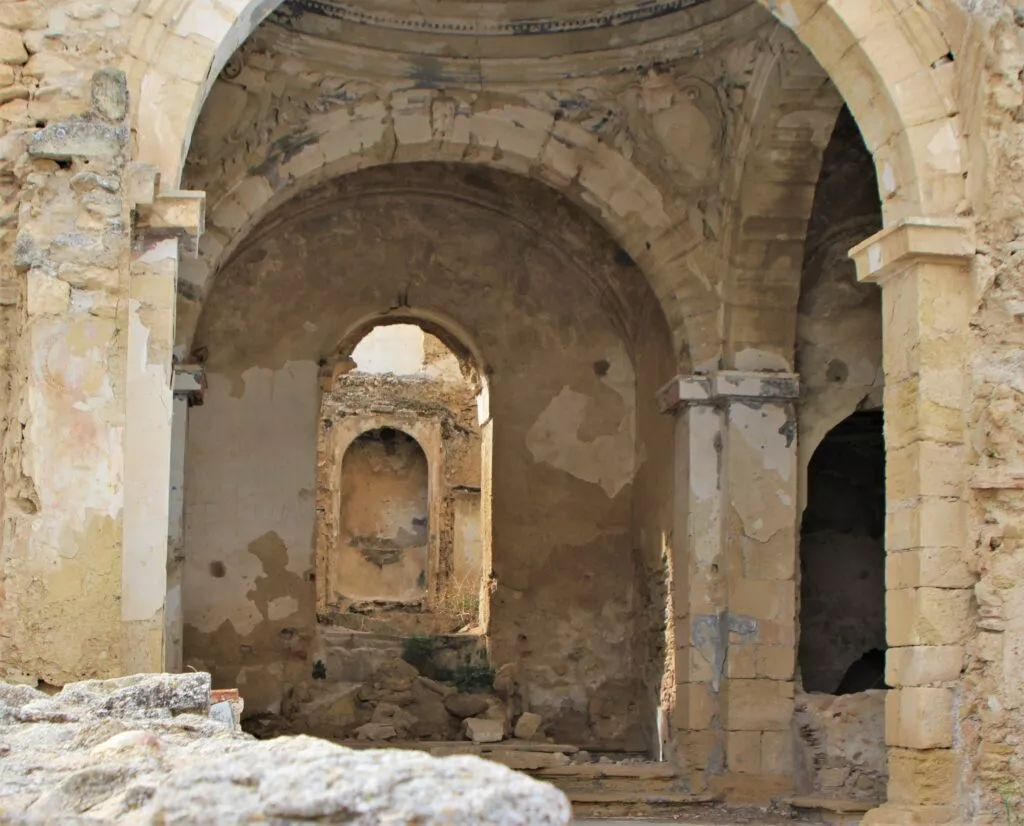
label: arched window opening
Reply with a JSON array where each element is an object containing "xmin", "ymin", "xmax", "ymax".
[
  {"xmin": 798, "ymin": 409, "xmax": 886, "ymax": 694},
  {"xmin": 315, "ymin": 322, "xmax": 489, "ymax": 636}
]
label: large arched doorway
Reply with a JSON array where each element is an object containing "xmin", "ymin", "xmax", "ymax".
[
  {"xmin": 126, "ymin": 0, "xmax": 974, "ymax": 815},
  {"xmin": 179, "ymin": 163, "xmax": 676, "ymax": 754}
]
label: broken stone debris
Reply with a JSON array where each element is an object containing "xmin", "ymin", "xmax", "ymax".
[{"xmin": 0, "ymin": 672, "xmax": 571, "ymax": 824}]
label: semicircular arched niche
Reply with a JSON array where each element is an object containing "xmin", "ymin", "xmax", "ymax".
[{"xmin": 336, "ymin": 427, "xmax": 430, "ymax": 604}]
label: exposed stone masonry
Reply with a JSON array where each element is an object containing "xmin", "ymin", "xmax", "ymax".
[{"xmin": 0, "ymin": 1, "xmax": 1023, "ymax": 824}]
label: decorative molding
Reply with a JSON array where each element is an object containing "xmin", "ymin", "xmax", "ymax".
[{"xmin": 275, "ymin": 0, "xmax": 715, "ymax": 37}]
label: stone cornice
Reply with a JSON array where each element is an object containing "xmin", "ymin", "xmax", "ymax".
[{"xmin": 849, "ymin": 218, "xmax": 975, "ymax": 285}]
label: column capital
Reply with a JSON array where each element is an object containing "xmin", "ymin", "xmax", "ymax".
[
  {"xmin": 659, "ymin": 370, "xmax": 799, "ymax": 414},
  {"xmin": 849, "ymin": 218, "xmax": 975, "ymax": 285},
  {"xmin": 172, "ymin": 363, "xmax": 206, "ymax": 406}
]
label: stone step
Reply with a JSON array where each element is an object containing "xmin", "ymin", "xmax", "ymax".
[
  {"xmin": 786, "ymin": 796, "xmax": 879, "ymax": 824},
  {"xmin": 531, "ymin": 762, "xmax": 681, "ymax": 794},
  {"xmin": 567, "ymin": 791, "xmax": 715, "ymax": 805}
]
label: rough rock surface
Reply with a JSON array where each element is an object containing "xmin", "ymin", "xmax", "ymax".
[
  {"xmin": 0, "ymin": 674, "xmax": 571, "ymax": 825},
  {"xmin": 793, "ymin": 690, "xmax": 887, "ymax": 803}
]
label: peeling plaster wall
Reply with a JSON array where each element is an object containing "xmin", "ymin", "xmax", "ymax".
[
  {"xmin": 182, "ymin": 363, "xmax": 319, "ymax": 714},
  {"xmin": 630, "ymin": 296, "xmax": 678, "ymax": 755},
  {"xmin": 181, "ymin": 165, "xmax": 674, "ymax": 746}
]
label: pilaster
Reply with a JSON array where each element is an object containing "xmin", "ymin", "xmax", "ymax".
[
  {"xmin": 123, "ymin": 180, "xmax": 205, "ymax": 674},
  {"xmin": 850, "ymin": 218, "xmax": 974, "ymax": 825},
  {"xmin": 661, "ymin": 370, "xmax": 799, "ymax": 797}
]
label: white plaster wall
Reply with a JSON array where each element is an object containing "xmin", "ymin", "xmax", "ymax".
[{"xmin": 182, "ymin": 362, "xmax": 319, "ymax": 638}]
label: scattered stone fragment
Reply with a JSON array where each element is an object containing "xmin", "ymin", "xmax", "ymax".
[
  {"xmin": 445, "ymin": 693, "xmax": 490, "ymax": 719},
  {"xmin": 464, "ymin": 717, "xmax": 505, "ymax": 744},
  {"xmin": 0, "ymin": 673, "xmax": 571, "ymax": 824},
  {"xmin": 514, "ymin": 711, "xmax": 543, "ymax": 740},
  {"xmin": 355, "ymin": 722, "xmax": 397, "ymax": 740}
]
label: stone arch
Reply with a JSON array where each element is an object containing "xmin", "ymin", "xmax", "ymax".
[
  {"xmin": 126, "ymin": 0, "xmax": 965, "ymax": 218},
  {"xmin": 720, "ymin": 34, "xmax": 844, "ymax": 371},
  {"xmin": 126, "ymin": 0, "xmax": 966, "ymax": 372},
  {"xmin": 172, "ymin": 91, "xmax": 703, "ymax": 363},
  {"xmin": 760, "ymin": 0, "xmax": 964, "ymax": 220},
  {"xmin": 328, "ymin": 309, "xmax": 493, "ymax": 422}
]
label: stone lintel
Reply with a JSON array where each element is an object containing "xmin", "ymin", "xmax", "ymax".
[
  {"xmin": 136, "ymin": 191, "xmax": 206, "ymax": 251},
  {"xmin": 660, "ymin": 371, "xmax": 799, "ymax": 413},
  {"xmin": 172, "ymin": 363, "xmax": 206, "ymax": 406},
  {"xmin": 849, "ymin": 218, "xmax": 975, "ymax": 285}
]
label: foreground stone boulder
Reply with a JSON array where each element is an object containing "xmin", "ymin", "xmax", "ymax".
[{"xmin": 0, "ymin": 674, "xmax": 571, "ymax": 825}]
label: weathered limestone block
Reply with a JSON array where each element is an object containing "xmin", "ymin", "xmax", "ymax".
[
  {"xmin": 464, "ymin": 717, "xmax": 504, "ymax": 744},
  {"xmin": 885, "ymin": 646, "xmax": 963, "ymax": 686},
  {"xmin": 887, "ymin": 588, "xmax": 974, "ymax": 646},
  {"xmin": 887, "ymin": 747, "xmax": 958, "ymax": 807},
  {"xmin": 0, "ymin": 675, "xmax": 570, "ymax": 824},
  {"xmin": 445, "ymin": 692, "xmax": 490, "ymax": 719},
  {"xmin": 726, "ymin": 679, "xmax": 794, "ymax": 731},
  {"xmin": 794, "ymin": 691, "xmax": 887, "ymax": 803},
  {"xmin": 0, "ymin": 26, "xmax": 26, "ymax": 64},
  {"xmin": 514, "ymin": 711, "xmax": 543, "ymax": 739},
  {"xmin": 885, "ymin": 687, "xmax": 954, "ymax": 749},
  {"xmin": 28, "ymin": 121, "xmax": 128, "ymax": 160},
  {"xmin": 57, "ymin": 673, "xmax": 212, "ymax": 718}
]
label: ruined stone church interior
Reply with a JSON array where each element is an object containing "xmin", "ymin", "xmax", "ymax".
[{"xmin": 1, "ymin": 0, "xmax": 1021, "ymax": 823}]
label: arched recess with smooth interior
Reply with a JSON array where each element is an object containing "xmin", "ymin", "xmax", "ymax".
[
  {"xmin": 179, "ymin": 162, "xmax": 677, "ymax": 752},
  {"xmin": 336, "ymin": 428, "xmax": 431, "ymax": 604}
]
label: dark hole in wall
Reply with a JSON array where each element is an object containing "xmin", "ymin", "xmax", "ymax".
[{"xmin": 798, "ymin": 410, "xmax": 886, "ymax": 693}]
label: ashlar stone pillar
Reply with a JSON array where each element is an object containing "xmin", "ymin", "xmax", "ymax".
[
  {"xmin": 850, "ymin": 219, "xmax": 974, "ymax": 826},
  {"xmin": 661, "ymin": 370, "xmax": 799, "ymax": 799}
]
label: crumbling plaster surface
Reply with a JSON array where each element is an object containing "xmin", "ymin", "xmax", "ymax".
[
  {"xmin": 7, "ymin": 0, "xmax": 1024, "ymax": 819},
  {"xmin": 316, "ymin": 369, "xmax": 483, "ymax": 627},
  {"xmin": 177, "ymin": 9, "xmax": 814, "ymax": 371},
  {"xmin": 181, "ymin": 164, "xmax": 675, "ymax": 749}
]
